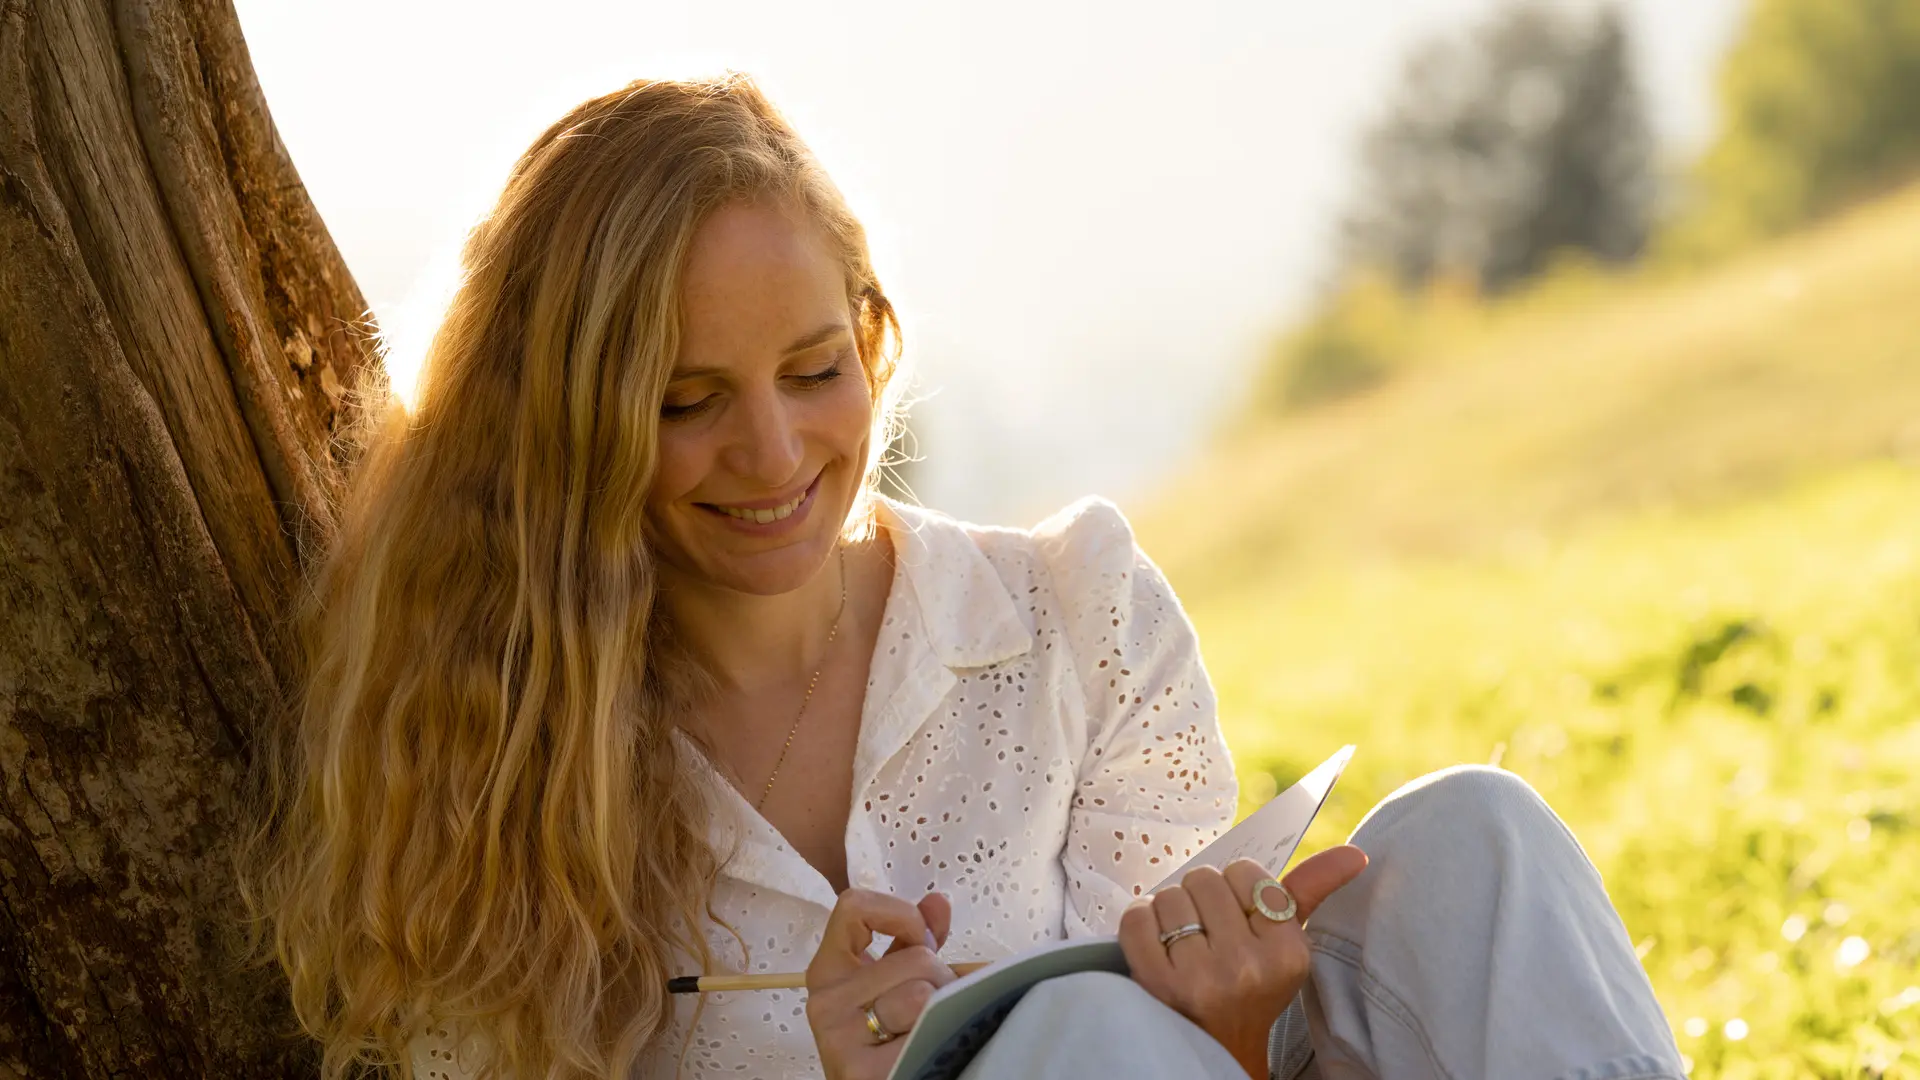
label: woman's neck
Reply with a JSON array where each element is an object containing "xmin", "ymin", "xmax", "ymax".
[
  {"xmin": 660, "ymin": 535, "xmax": 887, "ymax": 695},
  {"xmin": 660, "ymin": 555, "xmax": 842, "ymax": 695}
]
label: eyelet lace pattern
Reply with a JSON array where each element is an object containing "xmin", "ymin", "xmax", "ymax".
[{"xmin": 407, "ymin": 496, "xmax": 1237, "ymax": 1077}]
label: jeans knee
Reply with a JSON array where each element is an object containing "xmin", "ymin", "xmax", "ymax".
[
  {"xmin": 1014, "ymin": 970, "xmax": 1144, "ymax": 1018},
  {"xmin": 1401, "ymin": 763, "xmax": 1541, "ymax": 808},
  {"xmin": 1352, "ymin": 764, "xmax": 1560, "ymax": 860}
]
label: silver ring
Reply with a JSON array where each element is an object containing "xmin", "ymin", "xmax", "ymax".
[
  {"xmin": 1249, "ymin": 877, "xmax": 1297, "ymax": 923},
  {"xmin": 1157, "ymin": 921, "xmax": 1206, "ymax": 947},
  {"xmin": 863, "ymin": 1003, "xmax": 896, "ymax": 1044}
]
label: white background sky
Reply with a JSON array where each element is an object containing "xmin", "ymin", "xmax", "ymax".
[{"xmin": 236, "ymin": 0, "xmax": 1746, "ymax": 525}]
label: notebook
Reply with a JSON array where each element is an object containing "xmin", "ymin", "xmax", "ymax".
[{"xmin": 885, "ymin": 744, "xmax": 1356, "ymax": 1080}]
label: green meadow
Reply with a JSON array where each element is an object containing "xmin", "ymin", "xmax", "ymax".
[{"xmin": 1140, "ymin": 184, "xmax": 1920, "ymax": 1078}]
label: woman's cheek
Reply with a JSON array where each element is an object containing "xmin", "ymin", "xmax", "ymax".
[
  {"xmin": 828, "ymin": 375, "xmax": 879, "ymax": 453},
  {"xmin": 647, "ymin": 427, "xmax": 708, "ymax": 519}
]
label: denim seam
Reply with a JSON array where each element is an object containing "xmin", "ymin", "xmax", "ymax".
[
  {"xmin": 1544, "ymin": 1053, "xmax": 1684, "ymax": 1080},
  {"xmin": 1312, "ymin": 932, "xmax": 1684, "ymax": 1080},
  {"xmin": 1309, "ymin": 929, "xmax": 1460, "ymax": 1080}
]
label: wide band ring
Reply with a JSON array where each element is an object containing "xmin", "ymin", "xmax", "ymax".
[
  {"xmin": 1157, "ymin": 921, "xmax": 1206, "ymax": 947},
  {"xmin": 863, "ymin": 1003, "xmax": 896, "ymax": 1045},
  {"xmin": 1249, "ymin": 876, "xmax": 1297, "ymax": 923}
]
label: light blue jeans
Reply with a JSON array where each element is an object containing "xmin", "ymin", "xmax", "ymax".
[{"xmin": 959, "ymin": 766, "xmax": 1686, "ymax": 1080}]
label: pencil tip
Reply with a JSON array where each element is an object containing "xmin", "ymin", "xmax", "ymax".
[{"xmin": 666, "ymin": 976, "xmax": 701, "ymax": 994}]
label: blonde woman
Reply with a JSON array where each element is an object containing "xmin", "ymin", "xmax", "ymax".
[{"xmin": 242, "ymin": 75, "xmax": 1684, "ymax": 1080}]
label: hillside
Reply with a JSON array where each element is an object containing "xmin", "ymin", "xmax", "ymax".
[
  {"xmin": 1135, "ymin": 185, "xmax": 1920, "ymax": 1078},
  {"xmin": 1138, "ymin": 181, "xmax": 1920, "ymax": 598}
]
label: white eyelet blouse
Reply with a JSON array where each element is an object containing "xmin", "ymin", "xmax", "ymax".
[{"xmin": 409, "ymin": 495, "xmax": 1239, "ymax": 1078}]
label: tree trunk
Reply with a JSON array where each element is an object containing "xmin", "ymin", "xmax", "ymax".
[{"xmin": 0, "ymin": 0, "xmax": 376, "ymax": 1073}]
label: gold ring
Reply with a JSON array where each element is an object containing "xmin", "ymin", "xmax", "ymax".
[
  {"xmin": 1158, "ymin": 921, "xmax": 1206, "ymax": 947},
  {"xmin": 863, "ymin": 1003, "xmax": 896, "ymax": 1044},
  {"xmin": 1249, "ymin": 876, "xmax": 1297, "ymax": 922}
]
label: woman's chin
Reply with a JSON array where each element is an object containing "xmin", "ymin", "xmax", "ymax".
[
  {"xmin": 667, "ymin": 510, "xmax": 850, "ymax": 596},
  {"xmin": 707, "ymin": 545, "xmax": 837, "ymax": 596}
]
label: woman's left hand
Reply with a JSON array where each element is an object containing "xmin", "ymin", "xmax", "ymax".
[{"xmin": 1118, "ymin": 847, "xmax": 1369, "ymax": 1080}]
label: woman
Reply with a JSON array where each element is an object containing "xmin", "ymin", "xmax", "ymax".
[{"xmin": 241, "ymin": 74, "xmax": 1685, "ymax": 1080}]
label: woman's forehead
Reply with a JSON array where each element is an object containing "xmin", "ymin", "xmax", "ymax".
[
  {"xmin": 676, "ymin": 202, "xmax": 850, "ymax": 371},
  {"xmin": 683, "ymin": 201, "xmax": 838, "ymax": 302}
]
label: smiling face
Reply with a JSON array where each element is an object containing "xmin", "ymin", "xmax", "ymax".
[{"xmin": 645, "ymin": 198, "xmax": 876, "ymax": 597}]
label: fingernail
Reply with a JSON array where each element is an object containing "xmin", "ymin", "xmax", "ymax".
[{"xmin": 925, "ymin": 929, "xmax": 939, "ymax": 952}]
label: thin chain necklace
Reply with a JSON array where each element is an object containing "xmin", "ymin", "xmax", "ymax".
[{"xmin": 753, "ymin": 544, "xmax": 848, "ymax": 812}]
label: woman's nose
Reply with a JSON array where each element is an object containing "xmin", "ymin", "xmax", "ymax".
[{"xmin": 723, "ymin": 385, "xmax": 806, "ymax": 488}]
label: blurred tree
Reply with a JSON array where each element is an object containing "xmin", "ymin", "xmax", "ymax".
[
  {"xmin": 0, "ymin": 0, "xmax": 374, "ymax": 1074},
  {"xmin": 1341, "ymin": 1, "xmax": 1655, "ymax": 294},
  {"xmin": 1671, "ymin": 0, "xmax": 1920, "ymax": 254}
]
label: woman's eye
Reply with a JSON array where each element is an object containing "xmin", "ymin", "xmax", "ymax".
[
  {"xmin": 660, "ymin": 359, "xmax": 846, "ymax": 420},
  {"xmin": 793, "ymin": 364, "xmax": 844, "ymax": 387},
  {"xmin": 660, "ymin": 395, "xmax": 715, "ymax": 420}
]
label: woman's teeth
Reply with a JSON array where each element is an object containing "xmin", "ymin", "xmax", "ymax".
[{"xmin": 717, "ymin": 490, "xmax": 805, "ymax": 523}]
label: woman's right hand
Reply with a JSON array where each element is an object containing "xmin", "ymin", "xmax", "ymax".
[
  {"xmin": 1119, "ymin": 848, "xmax": 1369, "ymax": 1079},
  {"xmin": 805, "ymin": 888, "xmax": 956, "ymax": 1080}
]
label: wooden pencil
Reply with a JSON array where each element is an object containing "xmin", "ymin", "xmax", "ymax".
[{"xmin": 667, "ymin": 961, "xmax": 992, "ymax": 994}]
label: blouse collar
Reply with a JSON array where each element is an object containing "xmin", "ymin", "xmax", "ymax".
[
  {"xmin": 691, "ymin": 495, "xmax": 1036, "ymax": 912},
  {"xmin": 873, "ymin": 494, "xmax": 1034, "ymax": 670}
]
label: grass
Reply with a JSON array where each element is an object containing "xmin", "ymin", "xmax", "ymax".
[
  {"xmin": 1187, "ymin": 463, "xmax": 1920, "ymax": 1077},
  {"xmin": 1136, "ymin": 184, "xmax": 1920, "ymax": 1077}
]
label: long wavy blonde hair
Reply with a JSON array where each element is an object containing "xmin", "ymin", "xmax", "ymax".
[{"xmin": 239, "ymin": 73, "xmax": 904, "ymax": 1079}]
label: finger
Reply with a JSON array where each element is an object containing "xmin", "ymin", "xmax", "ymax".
[
  {"xmin": 920, "ymin": 892, "xmax": 953, "ymax": 952},
  {"xmin": 881, "ymin": 892, "xmax": 952, "ymax": 958},
  {"xmin": 821, "ymin": 944, "xmax": 956, "ymax": 1017},
  {"xmin": 1222, "ymin": 858, "xmax": 1288, "ymax": 937},
  {"xmin": 1221, "ymin": 858, "xmax": 1271, "ymax": 909},
  {"xmin": 1281, "ymin": 844, "xmax": 1369, "ymax": 923},
  {"xmin": 805, "ymin": 947, "xmax": 952, "ymax": 1067},
  {"xmin": 808, "ymin": 889, "xmax": 932, "ymax": 983},
  {"xmin": 817, "ymin": 1010, "xmax": 909, "ymax": 1079},
  {"xmin": 1224, "ymin": 858, "xmax": 1296, "ymax": 918},
  {"xmin": 868, "ymin": 977, "xmax": 941, "ymax": 1036},
  {"xmin": 1183, "ymin": 865, "xmax": 1256, "ymax": 953},
  {"xmin": 1150, "ymin": 884, "xmax": 1209, "ymax": 962},
  {"xmin": 1118, "ymin": 899, "xmax": 1176, "ymax": 998}
]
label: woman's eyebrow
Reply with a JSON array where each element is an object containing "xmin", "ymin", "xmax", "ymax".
[
  {"xmin": 669, "ymin": 323, "xmax": 848, "ymax": 379},
  {"xmin": 782, "ymin": 322, "xmax": 848, "ymax": 355}
]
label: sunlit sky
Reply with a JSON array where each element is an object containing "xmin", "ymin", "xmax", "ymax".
[{"xmin": 237, "ymin": 0, "xmax": 1743, "ymax": 525}]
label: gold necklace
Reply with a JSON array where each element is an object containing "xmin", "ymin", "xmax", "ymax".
[{"xmin": 753, "ymin": 545, "xmax": 848, "ymax": 812}]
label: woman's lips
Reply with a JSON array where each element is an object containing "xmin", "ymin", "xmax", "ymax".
[{"xmin": 699, "ymin": 472, "xmax": 822, "ymax": 532}]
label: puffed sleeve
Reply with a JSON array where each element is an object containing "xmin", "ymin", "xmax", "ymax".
[
  {"xmin": 407, "ymin": 1018, "xmax": 496, "ymax": 1080},
  {"xmin": 1032, "ymin": 497, "xmax": 1239, "ymax": 937}
]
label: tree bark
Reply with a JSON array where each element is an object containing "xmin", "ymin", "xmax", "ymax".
[{"xmin": 0, "ymin": 0, "xmax": 376, "ymax": 1073}]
